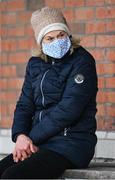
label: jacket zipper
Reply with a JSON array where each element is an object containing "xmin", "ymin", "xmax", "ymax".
[
  {"xmin": 39, "ymin": 61, "xmax": 54, "ymax": 122},
  {"xmin": 39, "ymin": 69, "xmax": 49, "ymax": 122},
  {"xmin": 40, "ymin": 69, "xmax": 49, "ymax": 107},
  {"xmin": 52, "ymin": 60, "xmax": 68, "ymax": 136}
]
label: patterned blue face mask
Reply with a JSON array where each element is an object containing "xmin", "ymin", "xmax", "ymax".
[{"xmin": 42, "ymin": 36, "xmax": 71, "ymax": 59}]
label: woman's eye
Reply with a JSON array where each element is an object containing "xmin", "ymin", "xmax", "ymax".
[
  {"xmin": 48, "ymin": 37, "xmax": 54, "ymax": 41},
  {"xmin": 58, "ymin": 33, "xmax": 65, "ymax": 39}
]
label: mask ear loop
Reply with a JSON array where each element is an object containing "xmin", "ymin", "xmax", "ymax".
[{"xmin": 69, "ymin": 35, "xmax": 72, "ymax": 39}]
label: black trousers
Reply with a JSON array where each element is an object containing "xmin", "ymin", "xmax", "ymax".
[{"xmin": 0, "ymin": 148, "xmax": 75, "ymax": 179}]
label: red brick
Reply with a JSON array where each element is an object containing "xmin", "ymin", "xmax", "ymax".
[
  {"xmin": 86, "ymin": 0, "xmax": 105, "ymax": 6},
  {"xmin": 18, "ymin": 38, "xmax": 35, "ymax": 50},
  {"xmin": 106, "ymin": 119, "xmax": 115, "ymax": 131},
  {"xmin": 97, "ymin": 118, "xmax": 106, "ymax": 130},
  {"xmin": 0, "ymin": 27, "xmax": 1, "ymax": 36},
  {"xmin": 0, "ymin": 13, "xmax": 1, "ymax": 26},
  {"xmin": 45, "ymin": 0, "xmax": 64, "ymax": 8},
  {"xmin": 98, "ymin": 77, "xmax": 105, "ymax": 88},
  {"xmin": 7, "ymin": 26, "xmax": 25, "ymax": 37},
  {"xmin": 106, "ymin": 49, "xmax": 115, "ymax": 61},
  {"xmin": 63, "ymin": 9, "xmax": 75, "ymax": 22},
  {"xmin": 106, "ymin": 21, "xmax": 115, "ymax": 32},
  {"xmin": 25, "ymin": 25, "xmax": 34, "ymax": 37},
  {"xmin": 18, "ymin": 11, "xmax": 31, "ymax": 24},
  {"xmin": 0, "ymin": 53, "xmax": 8, "ymax": 64},
  {"xmin": 97, "ymin": 63, "xmax": 115, "ymax": 75},
  {"xmin": 1, "ymin": 27, "xmax": 8, "ymax": 37},
  {"xmin": 97, "ymin": 91, "xmax": 107, "ymax": 103},
  {"xmin": 96, "ymin": 64, "xmax": 105, "ymax": 75},
  {"xmin": 0, "ymin": 65, "xmax": 16, "ymax": 77},
  {"xmin": 0, "ymin": 1, "xmax": 4, "ymax": 11},
  {"xmin": 96, "ymin": 35, "xmax": 115, "ymax": 47},
  {"xmin": 106, "ymin": 92, "xmax": 115, "ymax": 103},
  {"xmin": 1, "ymin": 104, "xmax": 7, "ymax": 116},
  {"xmin": 65, "ymin": 0, "xmax": 85, "ymax": 7},
  {"xmin": 1, "ymin": 13, "xmax": 17, "ymax": 25},
  {"xmin": 7, "ymin": 78, "xmax": 24, "ymax": 89},
  {"xmin": 75, "ymin": 8, "xmax": 94, "ymax": 20},
  {"xmin": 8, "ymin": 52, "xmax": 29, "ymax": 64},
  {"xmin": 106, "ymin": 77, "xmax": 115, "ymax": 88},
  {"xmin": 80, "ymin": 35, "xmax": 95, "ymax": 47},
  {"xmin": 2, "ymin": 39, "xmax": 17, "ymax": 52},
  {"xmin": 108, "ymin": 120, "xmax": 115, "ymax": 130},
  {"xmin": 96, "ymin": 7, "xmax": 106, "ymax": 19},
  {"xmin": 97, "ymin": 104, "xmax": 105, "ymax": 116},
  {"xmin": 99, "ymin": 118, "xmax": 115, "ymax": 131},
  {"xmin": 68, "ymin": 23, "xmax": 85, "ymax": 34},
  {"xmin": 86, "ymin": 22, "xmax": 106, "ymax": 34},
  {"xmin": 96, "ymin": 7, "xmax": 115, "ymax": 19},
  {"xmin": 89, "ymin": 49, "xmax": 105, "ymax": 61},
  {"xmin": 111, "ymin": 125, "xmax": 115, "ymax": 131},
  {"xmin": 7, "ymin": 103, "xmax": 16, "ymax": 116},
  {"xmin": 16, "ymin": 65, "xmax": 26, "ymax": 77},
  {"xmin": 4, "ymin": 0, "xmax": 25, "ymax": 12},
  {"xmin": 0, "ymin": 79, "xmax": 7, "ymax": 90},
  {"xmin": 0, "ymin": 92, "xmax": 18, "ymax": 102},
  {"xmin": 0, "ymin": 117, "xmax": 13, "ymax": 128},
  {"xmin": 105, "ymin": 0, "xmax": 115, "ymax": 5},
  {"xmin": 2, "ymin": 40, "xmax": 10, "ymax": 51},
  {"xmin": 104, "ymin": 63, "xmax": 115, "ymax": 74},
  {"xmin": 107, "ymin": 106, "xmax": 115, "ymax": 117}
]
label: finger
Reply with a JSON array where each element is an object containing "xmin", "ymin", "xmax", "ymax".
[
  {"xmin": 33, "ymin": 145, "xmax": 39, "ymax": 152},
  {"xmin": 30, "ymin": 143, "xmax": 36, "ymax": 153},
  {"xmin": 15, "ymin": 150, "xmax": 22, "ymax": 162},
  {"xmin": 32, "ymin": 145, "xmax": 39, "ymax": 153},
  {"xmin": 12, "ymin": 149, "xmax": 17, "ymax": 162},
  {"xmin": 21, "ymin": 150, "xmax": 28, "ymax": 161},
  {"xmin": 26, "ymin": 147, "xmax": 32, "ymax": 156}
]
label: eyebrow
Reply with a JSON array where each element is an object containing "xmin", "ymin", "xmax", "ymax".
[{"xmin": 45, "ymin": 31, "xmax": 64, "ymax": 38}]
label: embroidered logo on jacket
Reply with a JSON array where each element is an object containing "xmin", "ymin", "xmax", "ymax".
[{"xmin": 74, "ymin": 74, "xmax": 84, "ymax": 84}]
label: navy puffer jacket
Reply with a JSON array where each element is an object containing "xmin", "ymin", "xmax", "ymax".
[{"xmin": 12, "ymin": 46, "xmax": 98, "ymax": 168}]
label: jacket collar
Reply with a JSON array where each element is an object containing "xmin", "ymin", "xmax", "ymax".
[{"xmin": 47, "ymin": 49, "xmax": 72, "ymax": 64}]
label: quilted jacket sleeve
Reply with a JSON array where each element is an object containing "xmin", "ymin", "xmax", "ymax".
[
  {"xmin": 29, "ymin": 53, "xmax": 98, "ymax": 144},
  {"xmin": 12, "ymin": 59, "xmax": 35, "ymax": 142}
]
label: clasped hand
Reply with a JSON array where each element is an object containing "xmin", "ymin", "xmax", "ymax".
[{"xmin": 12, "ymin": 134, "xmax": 39, "ymax": 163}]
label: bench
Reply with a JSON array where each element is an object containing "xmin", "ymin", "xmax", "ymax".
[{"xmin": 62, "ymin": 159, "xmax": 115, "ymax": 179}]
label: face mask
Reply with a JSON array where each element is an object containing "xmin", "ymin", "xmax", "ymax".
[{"xmin": 42, "ymin": 36, "xmax": 71, "ymax": 59}]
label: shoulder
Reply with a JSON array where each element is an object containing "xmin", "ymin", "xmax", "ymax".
[
  {"xmin": 72, "ymin": 46, "xmax": 96, "ymax": 67},
  {"xmin": 69, "ymin": 46, "xmax": 97, "ymax": 78},
  {"xmin": 26, "ymin": 56, "xmax": 43, "ymax": 77},
  {"xmin": 28, "ymin": 56, "xmax": 43, "ymax": 67}
]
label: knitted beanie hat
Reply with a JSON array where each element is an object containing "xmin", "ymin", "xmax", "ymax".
[{"xmin": 31, "ymin": 7, "xmax": 71, "ymax": 44}]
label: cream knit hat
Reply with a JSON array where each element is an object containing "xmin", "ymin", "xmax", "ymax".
[{"xmin": 31, "ymin": 7, "xmax": 71, "ymax": 44}]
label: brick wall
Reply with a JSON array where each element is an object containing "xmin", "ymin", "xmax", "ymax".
[{"xmin": 0, "ymin": 0, "xmax": 115, "ymax": 130}]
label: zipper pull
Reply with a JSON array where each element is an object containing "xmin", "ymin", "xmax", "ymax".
[
  {"xmin": 64, "ymin": 128, "xmax": 67, "ymax": 136},
  {"xmin": 39, "ymin": 111, "xmax": 43, "ymax": 122}
]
